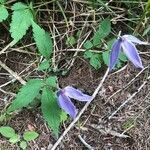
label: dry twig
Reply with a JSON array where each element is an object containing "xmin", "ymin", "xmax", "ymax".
[
  {"xmin": 108, "ymin": 75, "xmax": 150, "ymax": 120},
  {"xmin": 78, "ymin": 135, "xmax": 94, "ymax": 150},
  {"xmin": 0, "ymin": 60, "xmax": 26, "ymax": 85}
]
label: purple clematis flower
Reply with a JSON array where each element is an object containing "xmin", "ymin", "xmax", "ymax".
[
  {"xmin": 109, "ymin": 35, "xmax": 149, "ymax": 70},
  {"xmin": 57, "ymin": 86, "xmax": 92, "ymax": 119}
]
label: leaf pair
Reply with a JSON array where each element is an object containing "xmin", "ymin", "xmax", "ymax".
[
  {"xmin": 9, "ymin": 2, "xmax": 53, "ymax": 59},
  {"xmin": 83, "ymin": 18, "xmax": 111, "ymax": 69},
  {"xmin": 0, "ymin": 126, "xmax": 39, "ymax": 149},
  {"xmin": 84, "ymin": 50, "xmax": 101, "ymax": 70}
]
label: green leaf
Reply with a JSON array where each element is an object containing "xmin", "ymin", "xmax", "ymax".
[
  {"xmin": 83, "ymin": 40, "xmax": 93, "ymax": 49},
  {"xmin": 38, "ymin": 60, "xmax": 50, "ymax": 71},
  {"xmin": 20, "ymin": 141, "xmax": 27, "ymax": 149},
  {"xmin": 119, "ymin": 52, "xmax": 128, "ymax": 62},
  {"xmin": 0, "ymin": 5, "xmax": 8, "ymax": 22},
  {"xmin": 23, "ymin": 131, "xmax": 39, "ymax": 141},
  {"xmin": 0, "ymin": 126, "xmax": 16, "ymax": 138},
  {"xmin": 46, "ymin": 76, "xmax": 57, "ymax": 88},
  {"xmin": 116, "ymin": 60, "xmax": 122, "ymax": 68},
  {"xmin": 107, "ymin": 38, "xmax": 116, "ymax": 50},
  {"xmin": 41, "ymin": 87, "xmax": 62, "ymax": 137},
  {"xmin": 102, "ymin": 51, "xmax": 110, "ymax": 66},
  {"xmin": 0, "ymin": 0, "xmax": 5, "ymax": 4},
  {"xmin": 90, "ymin": 54, "xmax": 101, "ymax": 70},
  {"xmin": 84, "ymin": 51, "xmax": 101, "ymax": 69},
  {"xmin": 84, "ymin": 50, "xmax": 93, "ymax": 59},
  {"xmin": 11, "ymin": 2, "xmax": 29, "ymax": 10},
  {"xmin": 143, "ymin": 25, "xmax": 150, "ymax": 36},
  {"xmin": 98, "ymin": 17, "xmax": 111, "ymax": 37},
  {"xmin": 93, "ymin": 32, "xmax": 102, "ymax": 47},
  {"xmin": 66, "ymin": 36, "xmax": 76, "ymax": 46},
  {"xmin": 9, "ymin": 2, "xmax": 34, "ymax": 42},
  {"xmin": 93, "ymin": 18, "xmax": 111, "ymax": 46},
  {"xmin": 7, "ymin": 79, "xmax": 43, "ymax": 112},
  {"xmin": 60, "ymin": 111, "xmax": 68, "ymax": 122},
  {"xmin": 9, "ymin": 134, "xmax": 20, "ymax": 144},
  {"xmin": 32, "ymin": 21, "xmax": 53, "ymax": 59}
]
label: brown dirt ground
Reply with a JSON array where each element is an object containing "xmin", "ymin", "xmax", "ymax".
[
  {"xmin": 0, "ymin": 1, "xmax": 150, "ymax": 150},
  {"xmin": 0, "ymin": 53, "xmax": 149, "ymax": 150}
]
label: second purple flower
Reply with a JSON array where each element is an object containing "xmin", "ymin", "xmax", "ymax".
[{"xmin": 57, "ymin": 86, "xmax": 92, "ymax": 119}]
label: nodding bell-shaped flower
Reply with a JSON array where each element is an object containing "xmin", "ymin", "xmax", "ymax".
[
  {"xmin": 57, "ymin": 86, "xmax": 92, "ymax": 119},
  {"xmin": 109, "ymin": 35, "xmax": 149, "ymax": 71}
]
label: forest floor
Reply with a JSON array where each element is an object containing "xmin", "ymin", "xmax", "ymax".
[{"xmin": 0, "ymin": 0, "xmax": 150, "ymax": 150}]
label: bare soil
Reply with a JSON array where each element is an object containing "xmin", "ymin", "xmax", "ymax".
[{"xmin": 0, "ymin": 55, "xmax": 149, "ymax": 150}]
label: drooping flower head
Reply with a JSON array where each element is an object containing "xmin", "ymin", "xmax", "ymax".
[
  {"xmin": 57, "ymin": 86, "xmax": 92, "ymax": 118},
  {"xmin": 109, "ymin": 35, "xmax": 149, "ymax": 70}
]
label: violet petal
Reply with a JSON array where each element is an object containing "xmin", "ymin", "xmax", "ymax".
[
  {"xmin": 121, "ymin": 39, "xmax": 144, "ymax": 68},
  {"xmin": 64, "ymin": 86, "xmax": 92, "ymax": 101},
  {"xmin": 109, "ymin": 39, "xmax": 122, "ymax": 70},
  {"xmin": 123, "ymin": 35, "xmax": 149, "ymax": 45},
  {"xmin": 57, "ymin": 92, "xmax": 77, "ymax": 119}
]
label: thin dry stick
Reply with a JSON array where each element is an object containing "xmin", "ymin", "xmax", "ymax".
[
  {"xmin": 0, "ymin": 60, "xmax": 26, "ymax": 85},
  {"xmin": 78, "ymin": 135, "xmax": 94, "ymax": 150},
  {"xmin": 51, "ymin": 68, "xmax": 109, "ymax": 150},
  {"xmin": 108, "ymin": 65, "xmax": 149, "ymax": 100},
  {"xmin": 0, "ymin": 41, "xmax": 15, "ymax": 55},
  {"xmin": 108, "ymin": 75, "xmax": 150, "ymax": 120}
]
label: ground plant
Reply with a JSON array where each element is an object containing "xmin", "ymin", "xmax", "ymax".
[{"xmin": 0, "ymin": 0, "xmax": 149, "ymax": 149}]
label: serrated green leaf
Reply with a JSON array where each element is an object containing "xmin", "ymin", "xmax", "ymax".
[
  {"xmin": 102, "ymin": 51, "xmax": 110, "ymax": 66},
  {"xmin": 7, "ymin": 79, "xmax": 43, "ymax": 112},
  {"xmin": 38, "ymin": 60, "xmax": 50, "ymax": 71},
  {"xmin": 83, "ymin": 40, "xmax": 93, "ymax": 49},
  {"xmin": 46, "ymin": 76, "xmax": 57, "ymax": 88},
  {"xmin": 0, "ymin": 5, "xmax": 8, "ymax": 22},
  {"xmin": 20, "ymin": 141, "xmax": 27, "ymax": 150},
  {"xmin": 11, "ymin": 2, "xmax": 29, "ymax": 10},
  {"xmin": 41, "ymin": 87, "xmax": 62, "ymax": 137},
  {"xmin": 23, "ymin": 131, "xmax": 39, "ymax": 141},
  {"xmin": 32, "ymin": 21, "xmax": 53, "ymax": 59},
  {"xmin": 9, "ymin": 134, "xmax": 20, "ymax": 144},
  {"xmin": 66, "ymin": 36, "xmax": 76, "ymax": 46},
  {"xmin": 84, "ymin": 50, "xmax": 93, "ymax": 59},
  {"xmin": 9, "ymin": 2, "xmax": 34, "ymax": 42},
  {"xmin": 93, "ymin": 18, "xmax": 111, "ymax": 46},
  {"xmin": 0, "ymin": 126, "xmax": 16, "ymax": 138},
  {"xmin": 90, "ymin": 54, "xmax": 101, "ymax": 69}
]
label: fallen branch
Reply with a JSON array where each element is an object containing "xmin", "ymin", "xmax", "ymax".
[
  {"xmin": 90, "ymin": 124, "xmax": 129, "ymax": 138},
  {"xmin": 107, "ymin": 65, "xmax": 149, "ymax": 100},
  {"xmin": 0, "ymin": 41, "xmax": 15, "ymax": 55},
  {"xmin": 78, "ymin": 135, "xmax": 94, "ymax": 150},
  {"xmin": 108, "ymin": 75, "xmax": 150, "ymax": 120},
  {"xmin": 0, "ymin": 60, "xmax": 26, "ymax": 85}
]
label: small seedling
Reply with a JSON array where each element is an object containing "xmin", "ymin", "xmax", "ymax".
[{"xmin": 0, "ymin": 126, "xmax": 39, "ymax": 150}]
